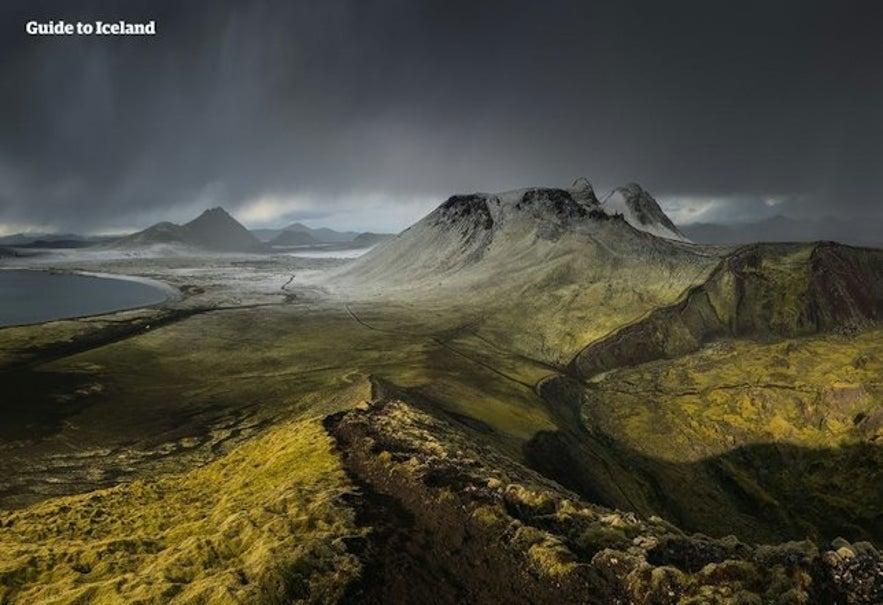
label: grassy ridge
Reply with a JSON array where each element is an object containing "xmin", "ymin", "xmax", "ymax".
[{"xmin": 0, "ymin": 416, "xmax": 359, "ymax": 604}]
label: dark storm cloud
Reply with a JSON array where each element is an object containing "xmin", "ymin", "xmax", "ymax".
[{"xmin": 1, "ymin": 0, "xmax": 882, "ymax": 233}]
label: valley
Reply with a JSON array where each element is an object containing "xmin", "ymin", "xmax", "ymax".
[{"xmin": 0, "ymin": 183, "xmax": 881, "ymax": 603}]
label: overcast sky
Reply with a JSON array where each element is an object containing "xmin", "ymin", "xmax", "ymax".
[{"xmin": 1, "ymin": 0, "xmax": 882, "ymax": 234}]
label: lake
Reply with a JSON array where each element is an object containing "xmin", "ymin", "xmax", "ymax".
[{"xmin": 0, "ymin": 270, "xmax": 171, "ymax": 327}]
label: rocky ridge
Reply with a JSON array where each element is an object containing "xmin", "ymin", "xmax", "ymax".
[{"xmin": 326, "ymin": 389, "xmax": 883, "ymax": 604}]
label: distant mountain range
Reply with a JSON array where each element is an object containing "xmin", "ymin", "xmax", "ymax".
[
  {"xmin": 0, "ymin": 216, "xmax": 394, "ymax": 253},
  {"xmin": 8, "ymin": 201, "xmax": 879, "ymax": 255},
  {"xmin": 252, "ymin": 222, "xmax": 393, "ymax": 247},
  {"xmin": 269, "ymin": 230, "xmax": 320, "ymax": 246},
  {"xmin": 679, "ymin": 215, "xmax": 883, "ymax": 247},
  {"xmin": 0, "ymin": 233, "xmax": 113, "ymax": 248}
]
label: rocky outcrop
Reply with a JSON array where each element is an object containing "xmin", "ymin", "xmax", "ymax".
[
  {"xmin": 569, "ymin": 177, "xmax": 601, "ymax": 208},
  {"xmin": 431, "ymin": 193, "xmax": 496, "ymax": 233}
]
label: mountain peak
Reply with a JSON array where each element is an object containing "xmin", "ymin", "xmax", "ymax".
[
  {"xmin": 428, "ymin": 179, "xmax": 690, "ymax": 244},
  {"xmin": 603, "ymin": 184, "xmax": 690, "ymax": 242},
  {"xmin": 187, "ymin": 206, "xmax": 237, "ymax": 225},
  {"xmin": 569, "ymin": 177, "xmax": 600, "ymax": 207},
  {"xmin": 113, "ymin": 207, "xmax": 266, "ymax": 253},
  {"xmin": 184, "ymin": 207, "xmax": 264, "ymax": 251}
]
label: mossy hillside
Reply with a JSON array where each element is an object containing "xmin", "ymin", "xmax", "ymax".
[
  {"xmin": 339, "ymin": 302, "xmax": 558, "ymax": 439},
  {"xmin": 0, "ymin": 308, "xmax": 390, "ymax": 507},
  {"xmin": 585, "ymin": 329, "xmax": 883, "ymax": 461},
  {"xmin": 566, "ymin": 329, "xmax": 883, "ymax": 544},
  {"xmin": 66, "ymin": 303, "xmax": 557, "ymax": 443},
  {"xmin": 0, "ymin": 416, "xmax": 360, "ymax": 604},
  {"xmin": 706, "ymin": 246, "xmax": 814, "ymax": 335}
]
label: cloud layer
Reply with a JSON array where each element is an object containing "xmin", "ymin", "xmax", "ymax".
[{"xmin": 2, "ymin": 0, "xmax": 882, "ymax": 233}]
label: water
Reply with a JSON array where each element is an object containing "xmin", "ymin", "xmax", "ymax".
[
  {"xmin": 282, "ymin": 246, "xmax": 374, "ymax": 259},
  {"xmin": 0, "ymin": 270, "xmax": 170, "ymax": 327}
]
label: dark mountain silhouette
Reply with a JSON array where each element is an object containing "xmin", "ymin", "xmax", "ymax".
[
  {"xmin": 112, "ymin": 207, "xmax": 266, "ymax": 253},
  {"xmin": 351, "ymin": 232, "xmax": 394, "ymax": 247},
  {"xmin": 252, "ymin": 222, "xmax": 360, "ymax": 243},
  {"xmin": 270, "ymin": 230, "xmax": 319, "ymax": 246}
]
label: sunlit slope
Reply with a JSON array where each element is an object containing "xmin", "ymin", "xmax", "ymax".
[
  {"xmin": 585, "ymin": 330, "xmax": 883, "ymax": 461},
  {"xmin": 576, "ymin": 329, "xmax": 883, "ymax": 543}
]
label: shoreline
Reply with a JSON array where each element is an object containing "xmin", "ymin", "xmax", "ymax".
[{"xmin": 0, "ymin": 267, "xmax": 182, "ymax": 329}]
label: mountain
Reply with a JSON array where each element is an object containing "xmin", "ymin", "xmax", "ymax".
[
  {"xmin": 0, "ymin": 234, "xmax": 33, "ymax": 246},
  {"xmin": 328, "ymin": 177, "xmax": 883, "ymax": 550},
  {"xmin": 252, "ymin": 222, "xmax": 360, "ymax": 243},
  {"xmin": 601, "ymin": 183, "xmax": 690, "ymax": 242},
  {"xmin": 112, "ymin": 207, "xmax": 267, "ymax": 253},
  {"xmin": 331, "ymin": 179, "xmax": 696, "ymax": 290},
  {"xmin": 351, "ymin": 232, "xmax": 394, "ymax": 247},
  {"xmin": 321, "ymin": 179, "xmax": 711, "ymax": 363},
  {"xmin": 0, "ymin": 232, "xmax": 103, "ymax": 247},
  {"xmin": 681, "ymin": 214, "xmax": 883, "ymax": 246},
  {"xmin": 252, "ymin": 221, "xmax": 393, "ymax": 246},
  {"xmin": 183, "ymin": 207, "xmax": 267, "ymax": 251},
  {"xmin": 282, "ymin": 222, "xmax": 359, "ymax": 243},
  {"xmin": 269, "ymin": 230, "xmax": 319, "ymax": 246},
  {"xmin": 20, "ymin": 238, "xmax": 103, "ymax": 249}
]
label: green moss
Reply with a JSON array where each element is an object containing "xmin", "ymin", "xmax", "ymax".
[
  {"xmin": 527, "ymin": 539, "xmax": 579, "ymax": 577},
  {"xmin": 588, "ymin": 329, "xmax": 883, "ymax": 462},
  {"xmin": 577, "ymin": 526, "xmax": 631, "ymax": 552},
  {"xmin": 0, "ymin": 417, "xmax": 361, "ymax": 604},
  {"xmin": 471, "ymin": 505, "xmax": 508, "ymax": 527}
]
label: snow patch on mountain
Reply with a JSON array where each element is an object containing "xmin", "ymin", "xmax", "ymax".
[{"xmin": 602, "ymin": 184, "xmax": 691, "ymax": 242}]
